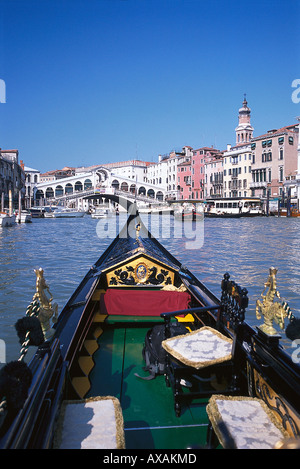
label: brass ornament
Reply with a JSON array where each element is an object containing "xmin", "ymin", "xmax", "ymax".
[
  {"xmin": 256, "ymin": 267, "xmax": 288, "ymax": 336},
  {"xmin": 33, "ymin": 268, "xmax": 58, "ymax": 340}
]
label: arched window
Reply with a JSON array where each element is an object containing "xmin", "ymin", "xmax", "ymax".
[{"xmin": 147, "ymin": 188, "xmax": 155, "ymax": 198}]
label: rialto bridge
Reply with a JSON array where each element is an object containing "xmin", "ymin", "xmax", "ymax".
[{"xmin": 33, "ymin": 166, "xmax": 166, "ymax": 209}]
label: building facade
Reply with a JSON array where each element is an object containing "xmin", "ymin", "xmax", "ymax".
[
  {"xmin": 223, "ymin": 97, "xmax": 254, "ymax": 198},
  {"xmin": 0, "ymin": 149, "xmax": 25, "ymax": 210},
  {"xmin": 250, "ymin": 124, "xmax": 299, "ymax": 199},
  {"xmin": 204, "ymin": 150, "xmax": 224, "ymax": 198}
]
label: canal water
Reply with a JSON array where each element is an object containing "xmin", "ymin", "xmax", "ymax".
[{"xmin": 0, "ymin": 212, "xmax": 299, "ymax": 363}]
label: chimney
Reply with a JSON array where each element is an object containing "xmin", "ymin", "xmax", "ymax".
[{"xmin": 20, "ymin": 160, "xmax": 24, "ymax": 170}]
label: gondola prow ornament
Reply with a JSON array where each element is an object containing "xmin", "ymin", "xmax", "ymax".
[
  {"xmin": 34, "ymin": 268, "xmax": 58, "ymax": 340},
  {"xmin": 256, "ymin": 267, "xmax": 288, "ymax": 336}
]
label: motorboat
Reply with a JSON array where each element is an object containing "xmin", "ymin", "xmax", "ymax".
[
  {"xmin": 16, "ymin": 210, "xmax": 32, "ymax": 223},
  {"xmin": 53, "ymin": 208, "xmax": 85, "ymax": 218},
  {"xmin": 173, "ymin": 203, "xmax": 204, "ymax": 221},
  {"xmin": 91, "ymin": 205, "xmax": 113, "ymax": 219}
]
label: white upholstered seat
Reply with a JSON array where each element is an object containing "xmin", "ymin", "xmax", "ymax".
[
  {"xmin": 54, "ymin": 396, "xmax": 125, "ymax": 449},
  {"xmin": 206, "ymin": 394, "xmax": 288, "ymax": 449},
  {"xmin": 162, "ymin": 326, "xmax": 233, "ymax": 369}
]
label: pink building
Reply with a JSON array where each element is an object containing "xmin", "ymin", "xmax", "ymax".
[
  {"xmin": 204, "ymin": 150, "xmax": 224, "ymax": 198},
  {"xmin": 177, "ymin": 146, "xmax": 222, "ymax": 200},
  {"xmin": 177, "ymin": 160, "xmax": 192, "ymax": 199},
  {"xmin": 250, "ymin": 124, "xmax": 299, "ymax": 199}
]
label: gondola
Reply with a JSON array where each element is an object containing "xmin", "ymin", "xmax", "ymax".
[{"xmin": 0, "ymin": 204, "xmax": 300, "ymax": 450}]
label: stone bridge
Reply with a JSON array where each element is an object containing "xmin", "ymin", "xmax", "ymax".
[{"xmin": 33, "ymin": 166, "xmax": 166, "ymax": 209}]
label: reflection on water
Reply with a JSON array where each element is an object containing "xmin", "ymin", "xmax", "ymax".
[{"xmin": 0, "ymin": 213, "xmax": 299, "ymax": 362}]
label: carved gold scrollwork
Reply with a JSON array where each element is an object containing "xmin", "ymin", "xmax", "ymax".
[
  {"xmin": 107, "ymin": 257, "xmax": 174, "ymax": 287},
  {"xmin": 254, "ymin": 370, "xmax": 300, "ymax": 438}
]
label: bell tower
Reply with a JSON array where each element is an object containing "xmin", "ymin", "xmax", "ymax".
[{"xmin": 235, "ymin": 94, "xmax": 254, "ymax": 145}]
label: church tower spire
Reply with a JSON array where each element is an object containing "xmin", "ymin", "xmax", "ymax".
[{"xmin": 235, "ymin": 94, "xmax": 254, "ymax": 145}]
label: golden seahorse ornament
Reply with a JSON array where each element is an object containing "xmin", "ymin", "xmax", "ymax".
[
  {"xmin": 256, "ymin": 267, "xmax": 287, "ymax": 335},
  {"xmin": 34, "ymin": 268, "xmax": 58, "ymax": 340}
]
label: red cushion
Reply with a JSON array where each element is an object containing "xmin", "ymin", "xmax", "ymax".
[{"xmin": 100, "ymin": 289, "xmax": 191, "ymax": 316}]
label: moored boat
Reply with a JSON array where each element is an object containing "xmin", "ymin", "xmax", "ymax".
[
  {"xmin": 54, "ymin": 208, "xmax": 85, "ymax": 218},
  {"xmin": 15, "ymin": 210, "xmax": 32, "ymax": 223},
  {"xmin": 0, "ymin": 205, "xmax": 300, "ymax": 450},
  {"xmin": 174, "ymin": 203, "xmax": 204, "ymax": 221},
  {"xmin": 0, "ymin": 212, "xmax": 16, "ymax": 227},
  {"xmin": 29, "ymin": 207, "xmax": 45, "ymax": 218},
  {"xmin": 91, "ymin": 205, "xmax": 114, "ymax": 219}
]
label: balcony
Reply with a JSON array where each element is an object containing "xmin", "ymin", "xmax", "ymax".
[{"xmin": 249, "ymin": 181, "xmax": 268, "ymax": 189}]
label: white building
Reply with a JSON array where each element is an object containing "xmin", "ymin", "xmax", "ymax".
[
  {"xmin": 147, "ymin": 146, "xmax": 192, "ymax": 199},
  {"xmin": 22, "ymin": 164, "xmax": 40, "ymax": 208},
  {"xmin": 223, "ymin": 97, "xmax": 254, "ymax": 198}
]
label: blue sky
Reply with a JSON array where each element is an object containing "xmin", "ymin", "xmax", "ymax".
[{"xmin": 0, "ymin": 0, "xmax": 299, "ymax": 173}]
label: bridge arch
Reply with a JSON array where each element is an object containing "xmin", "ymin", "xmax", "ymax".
[
  {"xmin": 55, "ymin": 185, "xmax": 63, "ymax": 197},
  {"xmin": 138, "ymin": 186, "xmax": 146, "ymax": 196},
  {"xmin": 46, "ymin": 187, "xmax": 54, "ymax": 198},
  {"xmin": 120, "ymin": 182, "xmax": 128, "ymax": 192},
  {"xmin": 35, "ymin": 189, "xmax": 44, "ymax": 200},
  {"xmin": 156, "ymin": 191, "xmax": 164, "ymax": 201},
  {"xmin": 84, "ymin": 179, "xmax": 92, "ymax": 190},
  {"xmin": 65, "ymin": 183, "xmax": 73, "ymax": 194},
  {"xmin": 112, "ymin": 179, "xmax": 120, "ymax": 190},
  {"xmin": 147, "ymin": 188, "xmax": 155, "ymax": 198},
  {"xmin": 75, "ymin": 181, "xmax": 83, "ymax": 191}
]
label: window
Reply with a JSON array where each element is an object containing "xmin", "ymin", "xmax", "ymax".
[
  {"xmin": 289, "ymin": 137, "xmax": 294, "ymax": 145},
  {"xmin": 279, "ymin": 149, "xmax": 283, "ymax": 160},
  {"xmin": 279, "ymin": 167, "xmax": 283, "ymax": 182},
  {"xmin": 252, "ymin": 154, "xmax": 255, "ymax": 164}
]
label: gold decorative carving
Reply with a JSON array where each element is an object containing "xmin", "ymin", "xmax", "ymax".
[
  {"xmin": 34, "ymin": 268, "xmax": 58, "ymax": 340},
  {"xmin": 106, "ymin": 256, "xmax": 174, "ymax": 287},
  {"xmin": 253, "ymin": 369, "xmax": 300, "ymax": 437},
  {"xmin": 256, "ymin": 267, "xmax": 288, "ymax": 335}
]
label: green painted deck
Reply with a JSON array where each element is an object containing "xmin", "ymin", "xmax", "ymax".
[{"xmin": 87, "ymin": 320, "xmax": 210, "ymax": 449}]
